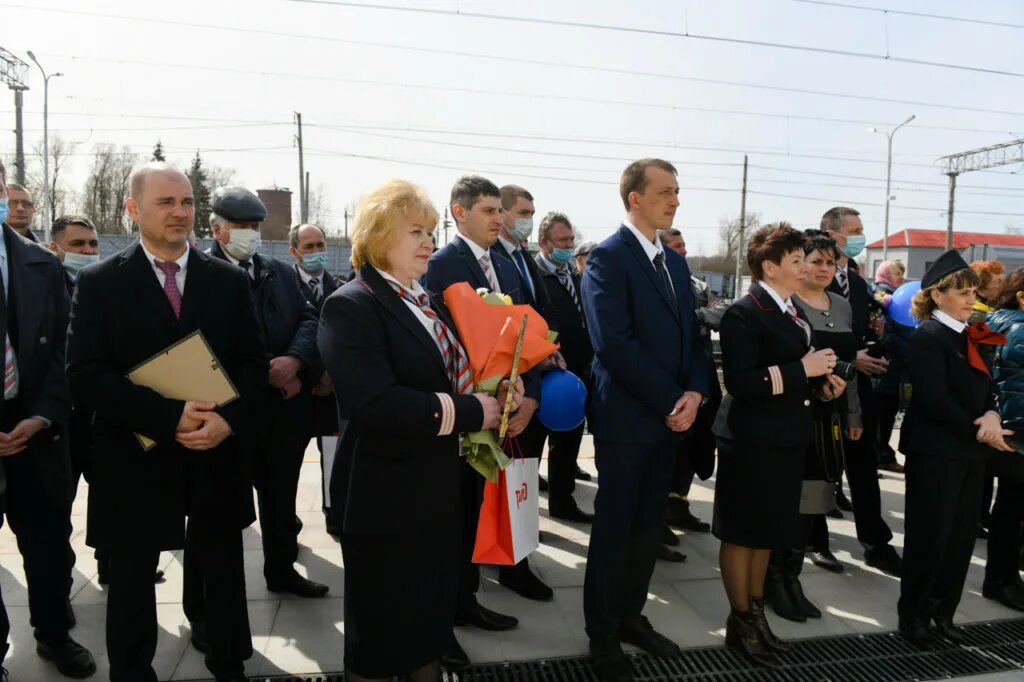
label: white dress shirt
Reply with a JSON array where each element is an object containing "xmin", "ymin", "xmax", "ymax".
[
  {"xmin": 455, "ymin": 233, "xmax": 501, "ymax": 293},
  {"xmin": 221, "ymin": 249, "xmax": 256, "ymax": 279},
  {"xmin": 758, "ymin": 281, "xmax": 792, "ymax": 315},
  {"xmin": 376, "ymin": 268, "xmax": 444, "ymax": 358},
  {"xmin": 623, "ymin": 218, "xmax": 675, "ymax": 296},
  {"xmin": 140, "ymin": 241, "xmax": 190, "ymax": 293},
  {"xmin": 933, "ymin": 309, "xmax": 968, "ymax": 334}
]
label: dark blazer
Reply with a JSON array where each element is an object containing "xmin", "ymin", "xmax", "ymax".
[
  {"xmin": 421, "ymin": 235, "xmax": 540, "ymax": 399},
  {"xmin": 492, "ymin": 242, "xmax": 559, "ymax": 332},
  {"xmin": 712, "ymin": 282, "xmax": 816, "ymax": 448},
  {"xmin": 0, "ymin": 224, "xmax": 73, "ymax": 506},
  {"xmin": 581, "ymin": 225, "xmax": 709, "ymax": 444},
  {"xmin": 296, "ymin": 265, "xmax": 343, "ymax": 435},
  {"xmin": 209, "ymin": 242, "xmax": 321, "ymax": 383},
  {"xmin": 899, "ymin": 319, "xmax": 999, "ymax": 462},
  {"xmin": 67, "ymin": 243, "xmax": 268, "ymax": 550},
  {"xmin": 319, "ymin": 265, "xmax": 485, "ymax": 535},
  {"xmin": 534, "ymin": 255, "xmax": 592, "ymax": 379},
  {"xmin": 63, "ymin": 269, "xmax": 93, "ymax": 483}
]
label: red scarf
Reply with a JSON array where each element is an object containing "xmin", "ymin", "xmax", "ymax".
[{"xmin": 964, "ymin": 321, "xmax": 1006, "ymax": 378}]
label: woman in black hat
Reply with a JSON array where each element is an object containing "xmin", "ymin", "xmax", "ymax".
[{"xmin": 898, "ymin": 249, "xmax": 1014, "ymax": 646}]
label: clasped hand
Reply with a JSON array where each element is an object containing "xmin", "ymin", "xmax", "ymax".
[
  {"xmin": 975, "ymin": 411, "xmax": 1015, "ymax": 452},
  {"xmin": 666, "ymin": 391, "xmax": 703, "ymax": 432},
  {"xmin": 0, "ymin": 418, "xmax": 46, "ymax": 457},
  {"xmin": 175, "ymin": 401, "xmax": 233, "ymax": 451}
]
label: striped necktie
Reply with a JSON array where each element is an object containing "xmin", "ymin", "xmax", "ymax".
[
  {"xmin": 556, "ymin": 267, "xmax": 585, "ymax": 326},
  {"xmin": 389, "ymin": 283, "xmax": 474, "ymax": 395},
  {"xmin": 787, "ymin": 300, "xmax": 812, "ymax": 344},
  {"xmin": 479, "ymin": 253, "xmax": 500, "ymax": 292},
  {"xmin": 512, "ymin": 248, "xmax": 535, "ymax": 300},
  {"xmin": 836, "ymin": 269, "xmax": 850, "ymax": 298},
  {"xmin": 0, "ymin": 272, "xmax": 15, "ymax": 400}
]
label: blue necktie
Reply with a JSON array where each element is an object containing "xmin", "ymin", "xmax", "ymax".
[{"xmin": 512, "ymin": 248, "xmax": 535, "ymax": 300}]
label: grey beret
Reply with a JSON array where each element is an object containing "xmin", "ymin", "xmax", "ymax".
[
  {"xmin": 574, "ymin": 241, "xmax": 597, "ymax": 257},
  {"xmin": 211, "ymin": 186, "xmax": 267, "ymax": 223}
]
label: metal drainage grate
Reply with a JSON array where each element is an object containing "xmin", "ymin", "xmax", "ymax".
[{"xmin": 195, "ymin": 618, "xmax": 1024, "ymax": 682}]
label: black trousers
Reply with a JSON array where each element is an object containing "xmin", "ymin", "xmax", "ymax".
[
  {"xmin": 875, "ymin": 393, "xmax": 900, "ymax": 464},
  {"xmin": 899, "ymin": 454, "xmax": 985, "ymax": 625},
  {"xmin": 986, "ymin": 476, "xmax": 1024, "ymax": 583},
  {"xmin": 182, "ymin": 519, "xmax": 252, "ymax": 678},
  {"xmin": 584, "ymin": 437, "xmax": 675, "ymax": 640},
  {"xmin": 843, "ymin": 379, "xmax": 893, "ymax": 549},
  {"xmin": 546, "ymin": 421, "xmax": 586, "ymax": 515},
  {"xmin": 253, "ymin": 397, "xmax": 310, "ymax": 583},
  {"xmin": 0, "ymin": 446, "xmax": 74, "ymax": 652},
  {"xmin": 106, "ymin": 549, "xmax": 161, "ymax": 682},
  {"xmin": 671, "ymin": 441, "xmax": 695, "ymax": 498},
  {"xmin": 456, "ymin": 460, "xmax": 486, "ymax": 609}
]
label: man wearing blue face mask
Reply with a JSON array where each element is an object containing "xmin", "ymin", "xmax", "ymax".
[
  {"xmin": 49, "ymin": 215, "xmax": 101, "ymax": 293},
  {"xmin": 288, "ymin": 223, "xmax": 344, "ymax": 536},
  {"xmin": 535, "ymin": 211, "xmax": 595, "ymax": 524},
  {"xmin": 205, "ymin": 188, "xmax": 328, "ymax": 613},
  {"xmin": 819, "ymin": 206, "xmax": 903, "ymax": 578}
]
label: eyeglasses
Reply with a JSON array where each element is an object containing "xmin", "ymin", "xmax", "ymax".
[{"xmin": 8, "ymin": 199, "xmax": 34, "ymax": 209}]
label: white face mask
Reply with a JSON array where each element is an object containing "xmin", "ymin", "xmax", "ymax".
[
  {"xmin": 224, "ymin": 228, "xmax": 261, "ymax": 260},
  {"xmin": 507, "ymin": 217, "xmax": 533, "ymax": 243}
]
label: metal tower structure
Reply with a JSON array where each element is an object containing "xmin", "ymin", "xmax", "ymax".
[
  {"xmin": 940, "ymin": 139, "xmax": 1024, "ymax": 250},
  {"xmin": 0, "ymin": 46, "xmax": 30, "ymax": 184}
]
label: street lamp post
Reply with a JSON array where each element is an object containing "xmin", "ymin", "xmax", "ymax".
[
  {"xmin": 870, "ymin": 114, "xmax": 915, "ymax": 261},
  {"xmin": 26, "ymin": 51, "xmax": 62, "ymax": 243}
]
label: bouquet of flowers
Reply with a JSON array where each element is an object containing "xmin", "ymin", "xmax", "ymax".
[{"xmin": 442, "ymin": 282, "xmax": 558, "ymax": 482}]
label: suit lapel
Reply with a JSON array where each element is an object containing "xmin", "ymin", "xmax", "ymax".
[
  {"xmin": 4, "ymin": 228, "xmax": 45, "ymax": 362},
  {"xmin": 618, "ymin": 225, "xmax": 680, "ymax": 323},
  {"xmin": 121, "ymin": 242, "xmax": 180, "ymax": 336},
  {"xmin": 452, "ymin": 237, "xmax": 491, "ymax": 291},
  {"xmin": 748, "ymin": 282, "xmax": 808, "ymax": 348},
  {"xmin": 177, "ymin": 249, "xmax": 210, "ymax": 332},
  {"xmin": 361, "ymin": 266, "xmax": 448, "ymax": 376}
]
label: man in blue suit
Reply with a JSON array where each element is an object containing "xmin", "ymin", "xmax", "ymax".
[
  {"xmin": 421, "ymin": 175, "xmax": 552, "ymax": 670},
  {"xmin": 581, "ymin": 159, "xmax": 710, "ymax": 681}
]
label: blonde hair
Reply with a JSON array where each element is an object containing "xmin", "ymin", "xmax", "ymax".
[
  {"xmin": 350, "ymin": 180, "xmax": 439, "ymax": 270},
  {"xmin": 911, "ymin": 268, "xmax": 981, "ymax": 321}
]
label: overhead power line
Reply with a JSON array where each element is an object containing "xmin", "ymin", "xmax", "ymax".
[
  {"xmin": 793, "ymin": 1, "xmax": 1024, "ymax": 31},
  {"xmin": 291, "ymin": 0, "xmax": 1024, "ymax": 79},
  {"xmin": 7, "ymin": 4, "xmax": 1024, "ymax": 118}
]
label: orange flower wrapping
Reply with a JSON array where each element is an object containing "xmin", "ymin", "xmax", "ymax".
[{"xmin": 442, "ymin": 282, "xmax": 558, "ymax": 385}]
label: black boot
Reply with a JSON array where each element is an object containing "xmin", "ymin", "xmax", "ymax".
[
  {"xmin": 765, "ymin": 550, "xmax": 805, "ymax": 622},
  {"xmin": 784, "ymin": 549, "xmax": 821, "ymax": 619},
  {"xmin": 725, "ymin": 610, "xmax": 781, "ymax": 668},
  {"xmin": 748, "ymin": 596, "xmax": 791, "ymax": 653}
]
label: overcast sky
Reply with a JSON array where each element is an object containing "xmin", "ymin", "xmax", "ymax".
[{"xmin": 3, "ymin": 0, "xmax": 1024, "ymax": 254}]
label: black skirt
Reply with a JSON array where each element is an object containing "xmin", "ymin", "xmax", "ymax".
[
  {"xmin": 341, "ymin": 527, "xmax": 461, "ymax": 677},
  {"xmin": 712, "ymin": 437, "xmax": 806, "ymax": 549}
]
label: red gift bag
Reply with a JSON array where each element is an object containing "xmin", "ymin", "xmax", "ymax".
[{"xmin": 471, "ymin": 457, "xmax": 540, "ymax": 565}]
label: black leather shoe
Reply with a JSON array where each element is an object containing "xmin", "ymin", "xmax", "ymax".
[
  {"xmin": 899, "ymin": 618, "xmax": 932, "ymax": 647},
  {"xmin": 932, "ymin": 618, "xmax": 967, "ymax": 644},
  {"xmin": 67, "ymin": 600, "xmax": 76, "ymax": 629},
  {"xmin": 619, "ymin": 616, "xmax": 680, "ymax": 658},
  {"xmin": 154, "ymin": 569, "xmax": 166, "ymax": 583},
  {"xmin": 865, "ymin": 545, "xmax": 903, "ymax": 577},
  {"xmin": 661, "ymin": 525, "xmax": 680, "ymax": 547},
  {"xmin": 214, "ymin": 674, "xmax": 249, "ymax": 682},
  {"xmin": 977, "ymin": 523, "xmax": 989, "ymax": 539},
  {"xmin": 539, "ymin": 475, "xmax": 549, "ymax": 492},
  {"xmin": 808, "ymin": 550, "xmax": 843, "ymax": 573},
  {"xmin": 574, "ymin": 465, "xmax": 592, "ymax": 482},
  {"xmin": 765, "ymin": 554, "xmax": 805, "ymax": 623},
  {"xmin": 267, "ymin": 572, "xmax": 329, "ymax": 598},
  {"xmin": 787, "ymin": 578, "xmax": 821, "ymax": 619},
  {"xmin": 37, "ymin": 637, "xmax": 97, "ymax": 679},
  {"xmin": 325, "ymin": 522, "xmax": 343, "ymax": 538},
  {"xmin": 190, "ymin": 621, "xmax": 209, "ymax": 654},
  {"xmin": 96, "ymin": 555, "xmax": 110, "ymax": 586},
  {"xmin": 748, "ymin": 596, "xmax": 791, "ymax": 653},
  {"xmin": 983, "ymin": 579, "xmax": 1024, "ymax": 611},
  {"xmin": 455, "ymin": 600, "xmax": 519, "ymax": 631},
  {"xmin": 499, "ymin": 562, "xmax": 553, "ymax": 602},
  {"xmin": 656, "ymin": 544, "xmax": 686, "ymax": 563},
  {"xmin": 549, "ymin": 502, "xmax": 594, "ymax": 524},
  {"xmin": 590, "ymin": 637, "xmax": 633, "ymax": 682},
  {"xmin": 826, "ymin": 508, "xmax": 844, "ymax": 519},
  {"xmin": 725, "ymin": 611, "xmax": 781, "ymax": 668},
  {"xmin": 835, "ymin": 489, "xmax": 854, "ymax": 511},
  {"xmin": 293, "ymin": 515, "xmax": 303, "ymax": 534},
  {"xmin": 441, "ymin": 636, "xmax": 470, "ymax": 672},
  {"xmin": 665, "ymin": 497, "xmax": 710, "ymax": 533}
]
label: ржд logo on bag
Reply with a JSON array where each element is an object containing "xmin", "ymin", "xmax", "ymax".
[{"xmin": 514, "ymin": 482, "xmax": 529, "ymax": 509}]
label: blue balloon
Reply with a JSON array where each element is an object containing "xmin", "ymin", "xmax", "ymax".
[
  {"xmin": 888, "ymin": 280, "xmax": 921, "ymax": 328},
  {"xmin": 538, "ymin": 369, "xmax": 587, "ymax": 432}
]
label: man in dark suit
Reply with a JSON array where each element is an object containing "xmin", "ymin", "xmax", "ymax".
[
  {"xmin": 0, "ymin": 165, "xmax": 95, "ymax": 679},
  {"xmin": 207, "ymin": 188, "xmax": 328, "ymax": 599},
  {"xmin": 288, "ymin": 223, "xmax": 343, "ymax": 536},
  {"xmin": 533, "ymin": 210, "xmax": 594, "ymax": 523},
  {"xmin": 822, "ymin": 206, "xmax": 903, "ymax": 577},
  {"xmin": 67, "ymin": 162, "xmax": 266, "ymax": 681},
  {"xmin": 581, "ymin": 159, "xmax": 709, "ymax": 682},
  {"xmin": 421, "ymin": 175, "xmax": 544, "ymax": 669}
]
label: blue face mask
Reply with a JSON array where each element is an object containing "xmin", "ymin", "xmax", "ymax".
[
  {"xmin": 549, "ymin": 247, "xmax": 574, "ymax": 264},
  {"xmin": 841, "ymin": 234, "xmax": 866, "ymax": 259},
  {"xmin": 63, "ymin": 252, "xmax": 100, "ymax": 273},
  {"xmin": 0, "ymin": 197, "xmax": 8, "ymax": 226},
  {"xmin": 301, "ymin": 251, "xmax": 329, "ymax": 273}
]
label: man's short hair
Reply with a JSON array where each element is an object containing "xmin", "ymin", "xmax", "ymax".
[
  {"xmin": 129, "ymin": 161, "xmax": 182, "ymax": 200},
  {"xmin": 53, "ymin": 215, "xmax": 97, "ymax": 238},
  {"xmin": 820, "ymin": 206, "xmax": 860, "ymax": 233},
  {"xmin": 5, "ymin": 182, "xmax": 31, "ymax": 199},
  {"xmin": 289, "ymin": 223, "xmax": 327, "ymax": 248},
  {"xmin": 0, "ymin": 159, "xmax": 6, "ymax": 185},
  {"xmin": 619, "ymin": 158, "xmax": 677, "ymax": 211},
  {"xmin": 450, "ymin": 175, "xmax": 500, "ymax": 213},
  {"xmin": 538, "ymin": 211, "xmax": 573, "ymax": 242},
  {"xmin": 658, "ymin": 228, "xmax": 682, "ymax": 245},
  {"xmin": 499, "ymin": 184, "xmax": 533, "ymax": 211}
]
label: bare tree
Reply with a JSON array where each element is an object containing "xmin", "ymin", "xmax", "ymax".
[
  {"xmin": 81, "ymin": 144, "xmax": 139, "ymax": 234},
  {"xmin": 717, "ymin": 211, "xmax": 761, "ymax": 260},
  {"xmin": 307, "ymin": 183, "xmax": 333, "ymax": 234},
  {"xmin": 26, "ymin": 135, "xmax": 79, "ymax": 224}
]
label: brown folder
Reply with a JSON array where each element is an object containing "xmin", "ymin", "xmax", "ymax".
[{"xmin": 126, "ymin": 330, "xmax": 239, "ymax": 451}]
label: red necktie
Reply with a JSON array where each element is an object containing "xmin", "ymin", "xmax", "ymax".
[
  {"xmin": 156, "ymin": 261, "xmax": 182, "ymax": 319},
  {"xmin": 963, "ymin": 321, "xmax": 1006, "ymax": 377}
]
